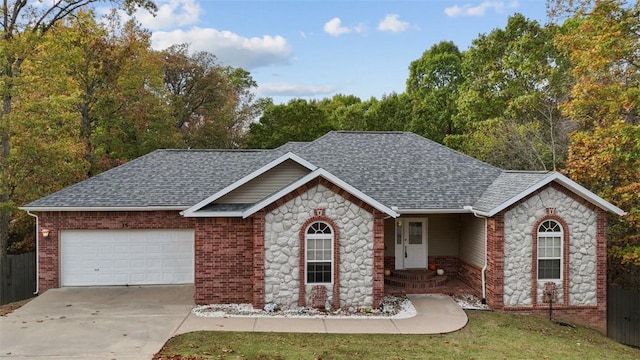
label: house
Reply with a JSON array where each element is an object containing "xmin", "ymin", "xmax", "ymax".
[{"xmin": 21, "ymin": 131, "xmax": 625, "ymax": 332}]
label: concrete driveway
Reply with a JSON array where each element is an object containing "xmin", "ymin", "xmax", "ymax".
[{"xmin": 0, "ymin": 285, "xmax": 194, "ymax": 360}]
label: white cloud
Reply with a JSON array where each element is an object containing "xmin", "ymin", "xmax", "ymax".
[
  {"xmin": 132, "ymin": 0, "xmax": 202, "ymax": 31},
  {"xmin": 324, "ymin": 17, "xmax": 352, "ymax": 36},
  {"xmin": 444, "ymin": 1, "xmax": 518, "ymax": 18},
  {"xmin": 258, "ymin": 82, "xmax": 338, "ymax": 97},
  {"xmin": 323, "ymin": 17, "xmax": 366, "ymax": 37},
  {"xmin": 377, "ymin": 14, "xmax": 409, "ymax": 33},
  {"xmin": 151, "ymin": 28, "xmax": 292, "ymax": 70}
]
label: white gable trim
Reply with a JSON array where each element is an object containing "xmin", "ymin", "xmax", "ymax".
[
  {"xmin": 242, "ymin": 168, "xmax": 399, "ymax": 218},
  {"xmin": 182, "ymin": 152, "xmax": 317, "ymax": 217},
  {"xmin": 484, "ymin": 172, "xmax": 626, "ymax": 217},
  {"xmin": 183, "ymin": 211, "xmax": 244, "ymax": 218}
]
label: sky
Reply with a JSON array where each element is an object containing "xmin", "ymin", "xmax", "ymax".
[{"xmin": 125, "ymin": 0, "xmax": 549, "ymax": 104}]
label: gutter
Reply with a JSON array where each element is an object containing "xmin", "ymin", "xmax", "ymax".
[
  {"xmin": 26, "ymin": 211, "xmax": 39, "ymax": 296},
  {"xmin": 464, "ymin": 206, "xmax": 487, "ymax": 304}
]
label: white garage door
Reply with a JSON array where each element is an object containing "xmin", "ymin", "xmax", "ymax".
[{"xmin": 61, "ymin": 229, "xmax": 194, "ymax": 286}]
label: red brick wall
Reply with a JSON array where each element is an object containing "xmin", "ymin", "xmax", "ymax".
[
  {"xmin": 373, "ymin": 211, "xmax": 385, "ymax": 306},
  {"xmin": 37, "ymin": 211, "xmax": 193, "ymax": 292},
  {"xmin": 384, "ymin": 256, "xmax": 395, "ymax": 270},
  {"xmin": 428, "ymin": 255, "xmax": 459, "ymax": 277},
  {"xmin": 458, "ymin": 259, "xmax": 483, "ymax": 299},
  {"xmin": 485, "ymin": 214, "xmax": 505, "ymax": 310},
  {"xmin": 252, "ymin": 211, "xmax": 266, "ymax": 308},
  {"xmin": 194, "ymin": 217, "xmax": 255, "ymax": 305}
]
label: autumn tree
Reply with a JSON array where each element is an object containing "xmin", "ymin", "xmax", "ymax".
[
  {"xmin": 45, "ymin": 11, "xmax": 180, "ymax": 174},
  {"xmin": 550, "ymin": 0, "xmax": 640, "ymax": 286},
  {"xmin": 0, "ymin": 0, "xmax": 156, "ymax": 258},
  {"xmin": 162, "ymin": 44, "xmax": 259, "ymax": 149}
]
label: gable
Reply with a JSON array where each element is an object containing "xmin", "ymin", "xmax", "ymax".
[
  {"xmin": 472, "ymin": 171, "xmax": 625, "ymax": 217},
  {"xmin": 215, "ymin": 159, "xmax": 311, "ymax": 204}
]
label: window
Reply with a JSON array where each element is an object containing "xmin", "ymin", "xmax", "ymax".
[
  {"xmin": 537, "ymin": 220, "xmax": 563, "ymax": 280},
  {"xmin": 305, "ymin": 222, "xmax": 333, "ymax": 284}
]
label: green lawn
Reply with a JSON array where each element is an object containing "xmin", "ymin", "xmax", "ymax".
[{"xmin": 154, "ymin": 311, "xmax": 640, "ymax": 360}]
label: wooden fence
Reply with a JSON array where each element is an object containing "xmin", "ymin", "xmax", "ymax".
[
  {"xmin": 608, "ymin": 285, "xmax": 640, "ymax": 348},
  {"xmin": 0, "ymin": 252, "xmax": 36, "ymax": 305}
]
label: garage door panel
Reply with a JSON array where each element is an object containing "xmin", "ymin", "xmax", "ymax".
[{"xmin": 61, "ymin": 229, "xmax": 194, "ymax": 286}]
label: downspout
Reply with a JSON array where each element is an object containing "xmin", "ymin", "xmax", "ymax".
[
  {"xmin": 465, "ymin": 206, "xmax": 487, "ymax": 304},
  {"xmin": 26, "ymin": 211, "xmax": 39, "ymax": 295}
]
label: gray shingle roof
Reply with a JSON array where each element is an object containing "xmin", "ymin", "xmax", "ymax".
[
  {"xmin": 22, "ymin": 131, "xmax": 555, "ymax": 213},
  {"xmin": 473, "ymin": 171, "xmax": 552, "ymax": 213},
  {"xmin": 294, "ymin": 131, "xmax": 502, "ymax": 210},
  {"xmin": 24, "ymin": 149, "xmax": 280, "ymax": 208}
]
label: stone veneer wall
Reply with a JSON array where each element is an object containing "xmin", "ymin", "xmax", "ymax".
[
  {"xmin": 264, "ymin": 184, "xmax": 374, "ymax": 309},
  {"xmin": 494, "ymin": 183, "xmax": 608, "ymax": 333},
  {"xmin": 503, "ymin": 186, "xmax": 597, "ymax": 307}
]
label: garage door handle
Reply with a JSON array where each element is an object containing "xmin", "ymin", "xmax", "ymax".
[{"xmin": 94, "ymin": 269, "xmax": 99, "ymax": 271}]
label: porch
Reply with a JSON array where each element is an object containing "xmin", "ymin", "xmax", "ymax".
[{"xmin": 382, "ymin": 214, "xmax": 486, "ymax": 298}]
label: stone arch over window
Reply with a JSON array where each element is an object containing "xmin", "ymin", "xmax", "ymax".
[
  {"xmin": 531, "ymin": 215, "xmax": 570, "ymax": 306},
  {"xmin": 298, "ymin": 212, "xmax": 340, "ymax": 309}
]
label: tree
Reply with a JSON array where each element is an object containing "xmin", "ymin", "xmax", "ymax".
[
  {"xmin": 0, "ymin": 0, "xmax": 156, "ymax": 258},
  {"xmin": 550, "ymin": 0, "xmax": 640, "ymax": 287},
  {"xmin": 46, "ymin": 11, "xmax": 178, "ymax": 174},
  {"xmin": 565, "ymin": 122, "xmax": 640, "ymax": 287},
  {"xmin": 553, "ymin": 0, "xmax": 639, "ymax": 128},
  {"xmin": 247, "ymin": 99, "xmax": 334, "ymax": 149},
  {"xmin": 447, "ymin": 14, "xmax": 573, "ymax": 170},
  {"xmin": 406, "ymin": 41, "xmax": 463, "ymax": 143},
  {"xmin": 162, "ymin": 44, "xmax": 259, "ymax": 149},
  {"xmin": 317, "ymin": 94, "xmax": 366, "ymax": 131},
  {"xmin": 362, "ymin": 93, "xmax": 411, "ymax": 132}
]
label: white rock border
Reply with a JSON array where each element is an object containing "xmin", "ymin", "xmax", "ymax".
[{"xmin": 192, "ymin": 296, "xmax": 417, "ymax": 319}]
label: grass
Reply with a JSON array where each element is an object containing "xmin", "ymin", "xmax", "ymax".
[{"xmin": 154, "ymin": 311, "xmax": 640, "ymax": 360}]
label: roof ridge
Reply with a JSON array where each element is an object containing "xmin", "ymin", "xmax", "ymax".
[
  {"xmin": 163, "ymin": 149, "xmax": 267, "ymax": 153},
  {"xmin": 502, "ymin": 170, "xmax": 553, "ymax": 174},
  {"xmin": 330, "ymin": 130, "xmax": 411, "ymax": 134}
]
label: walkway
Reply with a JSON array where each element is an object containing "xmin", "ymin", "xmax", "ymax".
[{"xmin": 176, "ymin": 294, "xmax": 468, "ymax": 335}]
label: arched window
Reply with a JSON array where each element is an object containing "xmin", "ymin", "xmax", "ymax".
[
  {"xmin": 305, "ymin": 222, "xmax": 333, "ymax": 284},
  {"xmin": 537, "ymin": 220, "xmax": 563, "ymax": 280}
]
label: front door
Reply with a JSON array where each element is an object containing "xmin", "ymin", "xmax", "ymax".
[{"xmin": 394, "ymin": 218, "xmax": 428, "ymax": 269}]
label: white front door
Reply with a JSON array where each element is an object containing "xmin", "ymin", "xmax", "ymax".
[{"xmin": 394, "ymin": 218, "xmax": 428, "ymax": 269}]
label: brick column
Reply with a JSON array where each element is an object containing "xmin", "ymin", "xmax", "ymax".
[
  {"xmin": 372, "ymin": 211, "xmax": 385, "ymax": 306},
  {"xmin": 252, "ymin": 211, "xmax": 265, "ymax": 309},
  {"xmin": 594, "ymin": 208, "xmax": 608, "ymax": 332},
  {"xmin": 485, "ymin": 214, "xmax": 505, "ymax": 310}
]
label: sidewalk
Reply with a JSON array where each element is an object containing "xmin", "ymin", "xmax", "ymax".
[{"xmin": 175, "ymin": 294, "xmax": 468, "ymax": 335}]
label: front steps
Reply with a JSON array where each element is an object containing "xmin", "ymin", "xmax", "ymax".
[{"xmin": 384, "ymin": 269, "xmax": 448, "ymax": 295}]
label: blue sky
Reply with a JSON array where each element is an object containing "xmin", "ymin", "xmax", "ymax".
[{"xmin": 128, "ymin": 0, "xmax": 549, "ymax": 104}]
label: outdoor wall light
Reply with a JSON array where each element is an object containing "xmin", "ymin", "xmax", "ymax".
[{"xmin": 41, "ymin": 228, "xmax": 50, "ymax": 239}]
